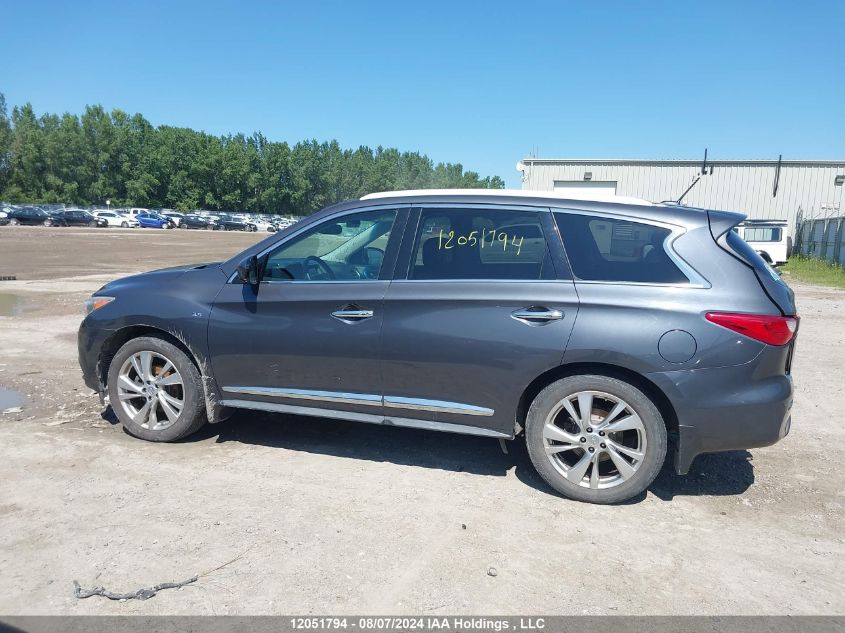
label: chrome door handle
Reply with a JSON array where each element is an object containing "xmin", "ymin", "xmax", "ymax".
[
  {"xmin": 511, "ymin": 307, "xmax": 563, "ymax": 324},
  {"xmin": 331, "ymin": 309, "xmax": 374, "ymax": 323}
]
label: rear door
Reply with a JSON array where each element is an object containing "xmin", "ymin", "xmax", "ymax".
[{"xmin": 379, "ymin": 205, "xmax": 579, "ymax": 437}]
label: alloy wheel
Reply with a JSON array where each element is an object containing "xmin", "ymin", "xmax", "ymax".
[
  {"xmin": 542, "ymin": 390, "xmax": 647, "ymax": 490},
  {"xmin": 116, "ymin": 351, "xmax": 185, "ymax": 431}
]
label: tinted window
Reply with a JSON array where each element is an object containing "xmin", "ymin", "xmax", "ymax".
[
  {"xmin": 554, "ymin": 212, "xmax": 688, "ymax": 284},
  {"xmin": 409, "ymin": 208, "xmax": 553, "ymax": 280},
  {"xmin": 264, "ymin": 209, "xmax": 397, "ymax": 281}
]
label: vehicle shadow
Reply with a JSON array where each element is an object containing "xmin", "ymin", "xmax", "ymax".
[
  {"xmin": 201, "ymin": 409, "xmax": 516, "ymax": 478},
  {"xmin": 106, "ymin": 407, "xmax": 756, "ymax": 502},
  {"xmin": 648, "ymin": 450, "xmax": 755, "ymax": 501}
]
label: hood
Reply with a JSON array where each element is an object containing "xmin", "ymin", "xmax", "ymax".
[{"xmin": 96, "ymin": 262, "xmax": 222, "ymax": 294}]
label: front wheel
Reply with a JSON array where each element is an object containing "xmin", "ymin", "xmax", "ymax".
[
  {"xmin": 43, "ymin": 219, "xmax": 53, "ymax": 227},
  {"xmin": 525, "ymin": 375, "xmax": 667, "ymax": 504},
  {"xmin": 107, "ymin": 336, "xmax": 207, "ymax": 442},
  {"xmin": 121, "ymin": 221, "xmax": 128, "ymax": 228}
]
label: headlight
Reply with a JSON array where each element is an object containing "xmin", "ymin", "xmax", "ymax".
[{"xmin": 84, "ymin": 296, "xmax": 114, "ymax": 315}]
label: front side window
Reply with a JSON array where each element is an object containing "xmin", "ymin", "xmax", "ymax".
[
  {"xmin": 554, "ymin": 212, "xmax": 688, "ymax": 284},
  {"xmin": 409, "ymin": 208, "xmax": 553, "ymax": 280},
  {"xmin": 264, "ymin": 209, "xmax": 397, "ymax": 281}
]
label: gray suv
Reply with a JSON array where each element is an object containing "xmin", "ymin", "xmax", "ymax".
[{"xmin": 78, "ymin": 191, "xmax": 798, "ymax": 504}]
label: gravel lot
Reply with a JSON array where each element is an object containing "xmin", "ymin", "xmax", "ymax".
[{"xmin": 0, "ymin": 227, "xmax": 843, "ymax": 616}]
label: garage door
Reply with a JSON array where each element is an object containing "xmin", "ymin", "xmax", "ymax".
[{"xmin": 553, "ymin": 181, "xmax": 618, "ymax": 197}]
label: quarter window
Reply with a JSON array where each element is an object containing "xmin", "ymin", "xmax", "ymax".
[
  {"xmin": 409, "ymin": 208, "xmax": 553, "ymax": 280},
  {"xmin": 554, "ymin": 212, "xmax": 688, "ymax": 284},
  {"xmin": 264, "ymin": 209, "xmax": 397, "ymax": 281}
]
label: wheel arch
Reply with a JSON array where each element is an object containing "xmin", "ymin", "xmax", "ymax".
[
  {"xmin": 515, "ymin": 362, "xmax": 679, "ymax": 440},
  {"xmin": 98, "ymin": 325, "xmax": 199, "ymax": 387},
  {"xmin": 97, "ymin": 325, "xmax": 229, "ymax": 425}
]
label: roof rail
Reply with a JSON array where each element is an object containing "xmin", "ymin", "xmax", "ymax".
[{"xmin": 360, "ymin": 189, "xmax": 656, "ymax": 206}]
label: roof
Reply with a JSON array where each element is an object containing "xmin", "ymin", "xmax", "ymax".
[
  {"xmin": 361, "ymin": 188, "xmax": 655, "ymax": 206},
  {"xmin": 518, "ymin": 158, "xmax": 845, "ymax": 168}
]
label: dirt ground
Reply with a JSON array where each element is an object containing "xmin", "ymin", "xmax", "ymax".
[{"xmin": 0, "ymin": 227, "xmax": 843, "ymax": 616}]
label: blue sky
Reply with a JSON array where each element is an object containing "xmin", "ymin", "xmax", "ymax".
[{"xmin": 2, "ymin": 0, "xmax": 843, "ymax": 187}]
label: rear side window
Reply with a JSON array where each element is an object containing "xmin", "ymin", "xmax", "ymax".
[
  {"xmin": 554, "ymin": 212, "xmax": 688, "ymax": 284},
  {"xmin": 409, "ymin": 208, "xmax": 554, "ymax": 280}
]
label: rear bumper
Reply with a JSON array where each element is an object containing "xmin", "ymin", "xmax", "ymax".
[{"xmin": 648, "ymin": 355, "xmax": 793, "ymax": 474}]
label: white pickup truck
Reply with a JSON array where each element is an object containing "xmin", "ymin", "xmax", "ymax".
[{"xmin": 734, "ymin": 219, "xmax": 791, "ymax": 265}]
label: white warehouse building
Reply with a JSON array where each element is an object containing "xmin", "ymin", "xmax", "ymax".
[{"xmin": 517, "ymin": 158, "xmax": 845, "ymax": 229}]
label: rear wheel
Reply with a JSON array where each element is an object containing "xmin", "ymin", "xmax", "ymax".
[
  {"xmin": 107, "ymin": 336, "xmax": 207, "ymax": 442},
  {"xmin": 525, "ymin": 375, "xmax": 667, "ymax": 504}
]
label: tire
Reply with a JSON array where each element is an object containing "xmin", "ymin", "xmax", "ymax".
[
  {"xmin": 43, "ymin": 219, "xmax": 53, "ymax": 227},
  {"xmin": 107, "ymin": 336, "xmax": 207, "ymax": 442},
  {"xmin": 89, "ymin": 220, "xmax": 97, "ymax": 228},
  {"xmin": 9, "ymin": 219, "xmax": 20, "ymax": 226},
  {"xmin": 525, "ymin": 374, "xmax": 667, "ymax": 504},
  {"xmin": 121, "ymin": 221, "xmax": 128, "ymax": 228}
]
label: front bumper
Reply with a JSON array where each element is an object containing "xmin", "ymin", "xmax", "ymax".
[{"xmin": 78, "ymin": 317, "xmax": 114, "ymax": 395}]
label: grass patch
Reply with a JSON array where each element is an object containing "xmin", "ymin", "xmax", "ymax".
[{"xmin": 780, "ymin": 255, "xmax": 845, "ymax": 289}]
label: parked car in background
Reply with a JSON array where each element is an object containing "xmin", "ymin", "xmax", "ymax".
[
  {"xmin": 180, "ymin": 214, "xmax": 217, "ymax": 230},
  {"xmin": 94, "ymin": 211, "xmax": 139, "ymax": 228},
  {"xmin": 78, "ymin": 189, "xmax": 798, "ymax": 504},
  {"xmin": 0, "ymin": 205, "xmax": 15, "ymax": 218},
  {"xmin": 248, "ymin": 216, "xmax": 277, "ymax": 232},
  {"xmin": 734, "ymin": 220, "xmax": 791, "ymax": 265},
  {"xmin": 49, "ymin": 209, "xmax": 108, "ymax": 227},
  {"xmin": 40, "ymin": 203, "xmax": 67, "ymax": 214},
  {"xmin": 6, "ymin": 206, "xmax": 52, "ymax": 226},
  {"xmin": 217, "ymin": 214, "xmax": 257, "ymax": 231},
  {"xmin": 136, "ymin": 211, "xmax": 174, "ymax": 229},
  {"xmin": 162, "ymin": 212, "xmax": 185, "ymax": 227}
]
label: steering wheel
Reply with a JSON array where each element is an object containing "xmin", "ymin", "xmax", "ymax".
[{"xmin": 303, "ymin": 255, "xmax": 335, "ymax": 280}]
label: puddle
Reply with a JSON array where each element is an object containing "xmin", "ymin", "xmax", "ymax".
[
  {"xmin": 0, "ymin": 293, "xmax": 25, "ymax": 317},
  {"xmin": 0, "ymin": 387, "xmax": 26, "ymax": 412}
]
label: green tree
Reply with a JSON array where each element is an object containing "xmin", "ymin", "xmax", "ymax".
[{"xmin": 0, "ymin": 94, "xmax": 504, "ymax": 212}]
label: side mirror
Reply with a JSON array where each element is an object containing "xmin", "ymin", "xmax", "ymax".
[
  {"xmin": 237, "ymin": 254, "xmax": 269, "ymax": 287},
  {"xmin": 237, "ymin": 255, "xmax": 260, "ymax": 286}
]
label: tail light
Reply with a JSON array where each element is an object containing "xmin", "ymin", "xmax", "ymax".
[{"xmin": 705, "ymin": 312, "xmax": 799, "ymax": 346}]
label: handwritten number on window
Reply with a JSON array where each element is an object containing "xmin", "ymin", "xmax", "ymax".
[{"xmin": 438, "ymin": 228, "xmax": 525, "ymax": 256}]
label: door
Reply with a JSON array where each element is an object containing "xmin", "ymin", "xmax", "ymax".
[
  {"xmin": 208, "ymin": 206, "xmax": 405, "ymax": 418},
  {"xmin": 380, "ymin": 205, "xmax": 579, "ymax": 437}
]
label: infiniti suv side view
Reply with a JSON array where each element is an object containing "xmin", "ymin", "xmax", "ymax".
[{"xmin": 78, "ymin": 190, "xmax": 797, "ymax": 504}]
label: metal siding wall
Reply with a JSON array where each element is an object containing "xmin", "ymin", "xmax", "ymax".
[{"xmin": 523, "ymin": 161, "xmax": 845, "ymax": 229}]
